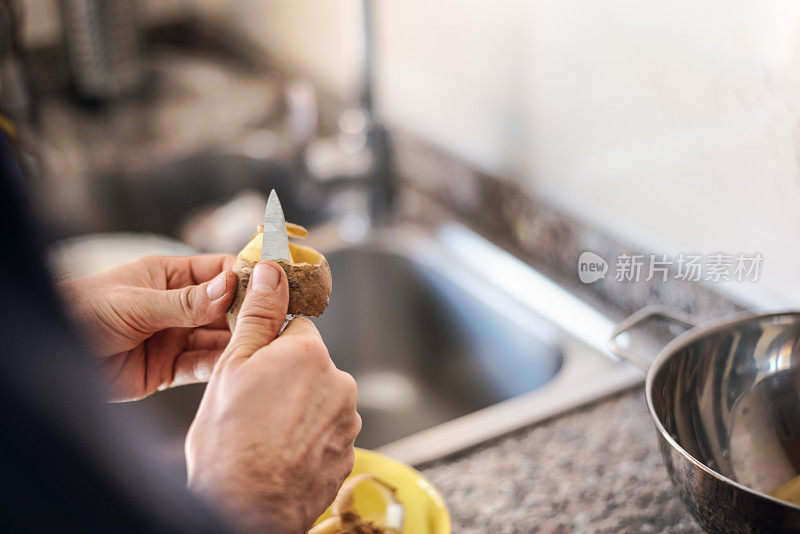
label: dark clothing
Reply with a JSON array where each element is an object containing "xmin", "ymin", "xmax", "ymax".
[{"xmin": 0, "ymin": 131, "xmax": 228, "ymax": 532}]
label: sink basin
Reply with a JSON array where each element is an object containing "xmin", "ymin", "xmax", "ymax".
[
  {"xmin": 317, "ymin": 237, "xmax": 562, "ymax": 449},
  {"xmin": 108, "ymin": 222, "xmax": 642, "ymax": 468}
]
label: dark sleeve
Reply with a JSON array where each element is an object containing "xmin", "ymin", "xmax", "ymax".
[{"xmin": 0, "ymin": 131, "xmax": 231, "ymax": 533}]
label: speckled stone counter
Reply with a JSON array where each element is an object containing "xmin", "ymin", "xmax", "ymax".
[{"xmin": 420, "ymin": 389, "xmax": 702, "ymax": 533}]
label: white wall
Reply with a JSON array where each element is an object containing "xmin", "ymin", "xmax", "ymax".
[
  {"xmin": 373, "ymin": 0, "xmax": 800, "ymax": 309},
  {"xmin": 515, "ymin": 0, "xmax": 800, "ymax": 309}
]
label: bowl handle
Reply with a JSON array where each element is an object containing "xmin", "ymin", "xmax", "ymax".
[{"xmin": 608, "ymin": 306, "xmax": 696, "ymax": 371}]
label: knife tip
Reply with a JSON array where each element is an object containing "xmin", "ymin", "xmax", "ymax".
[{"xmin": 266, "ymin": 189, "xmax": 284, "ymax": 209}]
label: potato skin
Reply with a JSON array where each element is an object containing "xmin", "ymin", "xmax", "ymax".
[
  {"xmin": 280, "ymin": 257, "xmax": 332, "ymax": 317},
  {"xmin": 226, "ymin": 255, "xmax": 332, "ymax": 331}
]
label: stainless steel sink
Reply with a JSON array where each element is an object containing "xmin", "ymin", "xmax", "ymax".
[
  {"xmin": 108, "ymin": 221, "xmax": 642, "ymax": 467},
  {"xmin": 316, "ymin": 231, "xmax": 562, "ymax": 449}
]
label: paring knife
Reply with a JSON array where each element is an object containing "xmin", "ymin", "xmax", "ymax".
[{"xmin": 262, "ymin": 190, "xmax": 292, "ymax": 263}]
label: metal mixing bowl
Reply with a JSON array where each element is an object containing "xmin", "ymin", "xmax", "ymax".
[{"xmin": 610, "ymin": 308, "xmax": 800, "ymax": 533}]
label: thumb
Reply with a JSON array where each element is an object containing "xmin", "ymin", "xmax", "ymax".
[
  {"xmin": 226, "ymin": 261, "xmax": 289, "ymax": 359},
  {"xmin": 137, "ymin": 269, "xmax": 237, "ymax": 331}
]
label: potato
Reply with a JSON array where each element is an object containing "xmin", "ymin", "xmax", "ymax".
[{"xmin": 226, "ymin": 223, "xmax": 332, "ymax": 331}]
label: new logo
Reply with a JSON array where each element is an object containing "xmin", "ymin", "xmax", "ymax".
[{"xmin": 578, "ymin": 251, "xmax": 608, "ymax": 284}]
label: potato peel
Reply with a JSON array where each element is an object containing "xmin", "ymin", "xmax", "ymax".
[
  {"xmin": 286, "ymin": 221, "xmax": 309, "ymax": 239},
  {"xmin": 226, "ymin": 223, "xmax": 332, "ymax": 331},
  {"xmin": 307, "ymin": 475, "xmax": 403, "ymax": 533}
]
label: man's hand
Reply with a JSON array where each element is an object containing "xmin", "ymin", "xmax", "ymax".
[
  {"xmin": 58, "ymin": 255, "xmax": 237, "ymax": 401},
  {"xmin": 186, "ymin": 262, "xmax": 360, "ymax": 534}
]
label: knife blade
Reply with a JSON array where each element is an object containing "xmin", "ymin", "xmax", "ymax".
[{"xmin": 262, "ymin": 190, "xmax": 292, "ymax": 263}]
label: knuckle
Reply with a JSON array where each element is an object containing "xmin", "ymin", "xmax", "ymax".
[
  {"xmin": 220, "ymin": 342, "xmax": 254, "ymax": 363},
  {"xmin": 133, "ymin": 256, "xmax": 153, "ymax": 270},
  {"xmin": 175, "ymin": 286, "xmax": 201, "ymax": 325},
  {"xmin": 236, "ymin": 310, "xmax": 278, "ymax": 332},
  {"xmin": 341, "ymin": 447, "xmax": 355, "ymax": 476},
  {"xmin": 352, "ymin": 412, "xmax": 363, "ymax": 438},
  {"xmin": 138, "ymin": 256, "xmax": 164, "ymax": 281},
  {"xmin": 338, "ymin": 371, "xmax": 358, "ymax": 401},
  {"xmin": 303, "ymin": 335, "xmax": 326, "ymax": 356},
  {"xmin": 241, "ymin": 293, "xmax": 284, "ymax": 320},
  {"xmin": 295, "ymin": 336, "xmax": 330, "ymax": 368}
]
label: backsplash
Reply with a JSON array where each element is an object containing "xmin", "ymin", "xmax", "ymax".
[{"xmin": 391, "ymin": 130, "xmax": 744, "ymax": 323}]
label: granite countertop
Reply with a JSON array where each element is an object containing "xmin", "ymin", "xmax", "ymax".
[{"xmin": 420, "ymin": 389, "xmax": 702, "ymax": 533}]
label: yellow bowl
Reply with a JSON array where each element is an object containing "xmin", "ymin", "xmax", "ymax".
[{"xmin": 313, "ymin": 448, "xmax": 451, "ymax": 534}]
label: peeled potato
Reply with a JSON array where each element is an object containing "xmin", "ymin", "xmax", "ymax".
[{"xmin": 226, "ymin": 222, "xmax": 332, "ymax": 331}]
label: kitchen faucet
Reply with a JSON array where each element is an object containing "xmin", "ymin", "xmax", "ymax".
[{"xmin": 289, "ymin": 0, "xmax": 392, "ymax": 230}]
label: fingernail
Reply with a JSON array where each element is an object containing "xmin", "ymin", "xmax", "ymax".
[
  {"xmin": 194, "ymin": 360, "xmax": 212, "ymax": 381},
  {"xmin": 206, "ymin": 272, "xmax": 227, "ymax": 301},
  {"xmin": 252, "ymin": 262, "xmax": 281, "ymax": 291}
]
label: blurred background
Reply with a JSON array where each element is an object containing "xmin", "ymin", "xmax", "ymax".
[{"xmin": 10, "ymin": 0, "xmax": 800, "ymax": 309}]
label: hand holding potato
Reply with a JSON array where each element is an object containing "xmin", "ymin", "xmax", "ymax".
[
  {"xmin": 186, "ymin": 262, "xmax": 360, "ymax": 533},
  {"xmin": 58, "ymin": 254, "xmax": 237, "ymax": 401}
]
